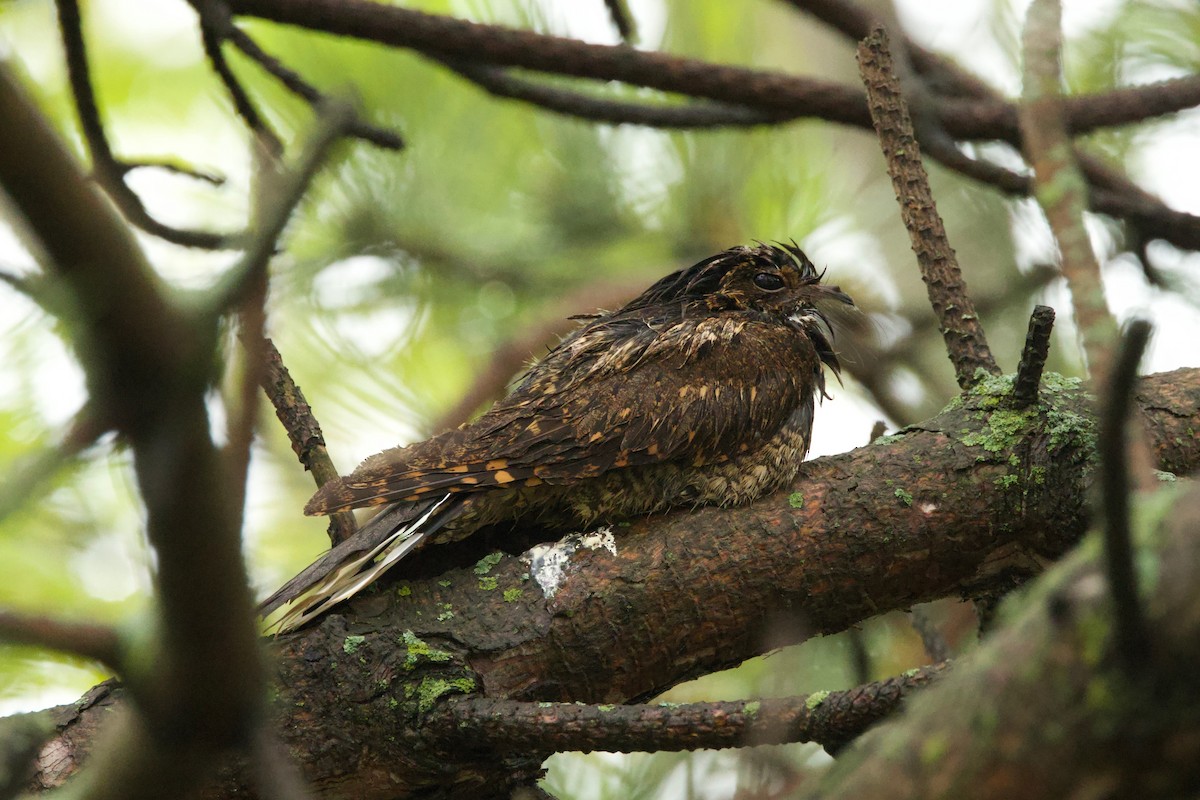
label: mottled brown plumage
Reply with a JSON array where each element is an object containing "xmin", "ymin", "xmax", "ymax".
[{"xmin": 262, "ymin": 243, "xmax": 853, "ymax": 632}]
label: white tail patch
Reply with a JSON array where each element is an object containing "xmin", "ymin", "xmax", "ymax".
[{"xmin": 266, "ymin": 494, "xmax": 453, "ymax": 634}]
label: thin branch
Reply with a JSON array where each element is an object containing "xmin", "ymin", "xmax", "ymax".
[
  {"xmin": 222, "ymin": 0, "xmax": 1200, "ymax": 254},
  {"xmin": 1100, "ymin": 320, "xmax": 1153, "ymax": 673},
  {"xmin": 1012, "ymin": 305, "xmax": 1056, "ymax": 408},
  {"xmin": 1019, "ymin": 0, "xmax": 1118, "ymax": 389},
  {"xmin": 212, "ymin": 99, "xmax": 356, "ymax": 311},
  {"xmin": 787, "ymin": 0, "xmax": 1200, "ymax": 253},
  {"xmin": 254, "ymin": 337, "xmax": 356, "ymax": 544},
  {"xmin": 856, "ymin": 27, "xmax": 999, "ymax": 390},
  {"xmin": 602, "ymin": 0, "xmax": 636, "ymax": 44},
  {"xmin": 442, "ymin": 59, "xmax": 784, "ymax": 129},
  {"xmin": 194, "ymin": 0, "xmax": 284, "ymax": 157},
  {"xmin": 54, "ymin": 0, "xmax": 241, "ymax": 250},
  {"xmin": 225, "ymin": 0, "xmax": 1200, "ymax": 141},
  {"xmin": 846, "ymin": 628, "xmax": 872, "ymax": 687},
  {"xmin": 210, "ymin": 100, "xmax": 359, "ymax": 544},
  {"xmin": 120, "ymin": 158, "xmax": 226, "ymax": 186},
  {"xmin": 429, "ymin": 664, "xmax": 947, "ymax": 755},
  {"xmin": 0, "ymin": 611, "xmax": 123, "ymax": 672},
  {"xmin": 223, "ymin": 22, "xmax": 405, "ymax": 150}
]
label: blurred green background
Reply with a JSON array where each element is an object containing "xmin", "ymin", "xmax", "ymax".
[{"xmin": 2, "ymin": 0, "xmax": 1199, "ymax": 795}]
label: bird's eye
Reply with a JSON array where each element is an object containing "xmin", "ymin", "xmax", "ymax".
[{"xmin": 753, "ymin": 272, "xmax": 785, "ymax": 291}]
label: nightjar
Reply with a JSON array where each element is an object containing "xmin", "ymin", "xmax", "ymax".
[{"xmin": 262, "ymin": 243, "xmax": 853, "ymax": 633}]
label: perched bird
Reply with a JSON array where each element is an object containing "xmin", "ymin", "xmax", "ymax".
[{"xmin": 261, "ymin": 243, "xmax": 853, "ymax": 633}]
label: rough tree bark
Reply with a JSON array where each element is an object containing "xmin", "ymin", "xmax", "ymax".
[{"xmin": 18, "ymin": 368, "xmax": 1200, "ymax": 798}]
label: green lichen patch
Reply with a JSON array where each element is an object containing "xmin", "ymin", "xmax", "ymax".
[
  {"xmin": 1154, "ymin": 470, "xmax": 1177, "ymax": 482},
  {"xmin": 400, "ymin": 630, "xmax": 452, "ymax": 671},
  {"xmin": 788, "ymin": 492, "xmax": 805, "ymax": 509},
  {"xmin": 894, "ymin": 488, "xmax": 913, "ymax": 506},
  {"xmin": 503, "ymin": 588, "xmax": 524, "ymax": 602},
  {"xmin": 872, "ymin": 432, "xmax": 906, "ymax": 446},
  {"xmin": 967, "ymin": 372, "xmax": 1017, "ymax": 409},
  {"xmin": 743, "ymin": 700, "xmax": 761, "ymax": 718},
  {"xmin": 994, "ymin": 474, "xmax": 1020, "ymax": 490},
  {"xmin": 478, "ymin": 576, "xmax": 498, "ymax": 591},
  {"xmin": 342, "ymin": 635, "xmax": 366, "ymax": 655},
  {"xmin": 473, "ymin": 552, "xmax": 504, "ymax": 576},
  {"xmin": 396, "ymin": 583, "xmax": 412, "ymax": 597},
  {"xmin": 415, "ymin": 676, "xmax": 477, "ymax": 713},
  {"xmin": 805, "ymin": 690, "xmax": 830, "ymax": 710},
  {"xmin": 960, "ymin": 406, "xmax": 1039, "ymax": 455}
]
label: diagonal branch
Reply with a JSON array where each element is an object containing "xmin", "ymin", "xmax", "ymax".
[
  {"xmin": 857, "ymin": 27, "xmax": 998, "ymax": 390},
  {"xmin": 54, "ymin": 0, "xmax": 241, "ymax": 249},
  {"xmin": 1019, "ymin": 0, "xmax": 1117, "ymax": 387}
]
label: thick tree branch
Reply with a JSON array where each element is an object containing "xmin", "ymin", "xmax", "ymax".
[
  {"xmin": 19, "ymin": 368, "xmax": 1200, "ymax": 798},
  {"xmin": 806, "ymin": 481, "xmax": 1200, "ymax": 800}
]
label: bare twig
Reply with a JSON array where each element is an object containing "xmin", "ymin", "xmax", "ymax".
[
  {"xmin": 602, "ymin": 0, "xmax": 636, "ymax": 44},
  {"xmin": 1100, "ymin": 320, "xmax": 1153, "ymax": 673},
  {"xmin": 194, "ymin": 0, "xmax": 284, "ymax": 157},
  {"xmin": 442, "ymin": 59, "xmax": 783, "ymax": 129},
  {"xmin": 54, "ymin": 0, "xmax": 241, "ymax": 249},
  {"xmin": 213, "ymin": 100, "xmax": 359, "ymax": 545},
  {"xmin": 0, "ymin": 611, "xmax": 123, "ymax": 672},
  {"xmin": 213, "ymin": 99, "xmax": 356, "ymax": 311},
  {"xmin": 1019, "ymin": 0, "xmax": 1118, "ymax": 390},
  {"xmin": 429, "ymin": 664, "xmax": 947, "ymax": 755},
  {"xmin": 223, "ymin": 23, "xmax": 405, "ymax": 150},
  {"xmin": 1013, "ymin": 305, "xmax": 1056, "ymax": 408},
  {"xmin": 255, "ymin": 337, "xmax": 356, "ymax": 544},
  {"xmin": 120, "ymin": 158, "xmax": 226, "ymax": 186},
  {"xmin": 846, "ymin": 628, "xmax": 872, "ymax": 686},
  {"xmin": 856, "ymin": 27, "xmax": 999, "ymax": 390}
]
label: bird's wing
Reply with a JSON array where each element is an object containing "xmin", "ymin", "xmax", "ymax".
[{"xmin": 306, "ymin": 315, "xmax": 824, "ymax": 515}]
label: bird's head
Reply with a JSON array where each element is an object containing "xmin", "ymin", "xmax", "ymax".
[{"xmin": 623, "ymin": 242, "xmax": 855, "ymax": 374}]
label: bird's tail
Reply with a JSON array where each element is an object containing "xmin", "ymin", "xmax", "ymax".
[{"xmin": 260, "ymin": 493, "xmax": 463, "ymax": 635}]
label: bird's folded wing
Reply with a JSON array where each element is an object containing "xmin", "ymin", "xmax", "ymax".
[{"xmin": 306, "ymin": 317, "xmax": 820, "ymax": 515}]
